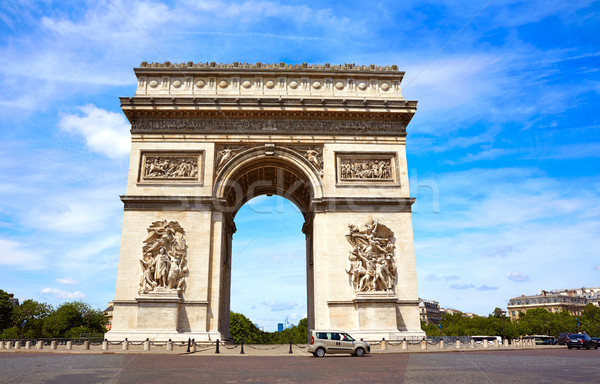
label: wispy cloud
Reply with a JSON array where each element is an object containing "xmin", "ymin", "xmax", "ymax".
[
  {"xmin": 450, "ymin": 283, "xmax": 475, "ymax": 290},
  {"xmin": 424, "ymin": 274, "xmax": 459, "ymax": 282},
  {"xmin": 506, "ymin": 272, "xmax": 530, "ymax": 282},
  {"xmin": 261, "ymin": 301, "xmax": 298, "ymax": 312},
  {"xmin": 0, "ymin": 239, "xmax": 46, "ymax": 270},
  {"xmin": 41, "ymin": 288, "xmax": 86, "ymax": 300},
  {"xmin": 58, "ymin": 105, "xmax": 131, "ymax": 159},
  {"xmin": 56, "ymin": 277, "xmax": 80, "ymax": 286}
]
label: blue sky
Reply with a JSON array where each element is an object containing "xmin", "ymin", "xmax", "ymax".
[{"xmin": 0, "ymin": 0, "xmax": 599, "ymax": 331}]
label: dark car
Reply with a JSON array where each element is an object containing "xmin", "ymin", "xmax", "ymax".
[
  {"xmin": 557, "ymin": 333, "xmax": 570, "ymax": 345},
  {"xmin": 541, "ymin": 338, "xmax": 557, "ymax": 345},
  {"xmin": 592, "ymin": 337, "xmax": 600, "ymax": 346},
  {"xmin": 567, "ymin": 334, "xmax": 598, "ymax": 350}
]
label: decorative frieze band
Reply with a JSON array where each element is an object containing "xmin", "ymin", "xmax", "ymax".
[
  {"xmin": 336, "ymin": 152, "xmax": 398, "ymax": 185},
  {"xmin": 138, "ymin": 151, "xmax": 204, "ymax": 184},
  {"xmin": 131, "ymin": 119, "xmax": 405, "ymax": 135}
]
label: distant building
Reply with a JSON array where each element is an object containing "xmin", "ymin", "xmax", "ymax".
[
  {"xmin": 8, "ymin": 293, "xmax": 19, "ymax": 306},
  {"xmin": 103, "ymin": 302, "xmax": 114, "ymax": 331},
  {"xmin": 440, "ymin": 307, "xmax": 461, "ymax": 316},
  {"xmin": 507, "ymin": 289, "xmax": 589, "ymax": 320},
  {"xmin": 419, "ymin": 299, "xmax": 442, "ymax": 324}
]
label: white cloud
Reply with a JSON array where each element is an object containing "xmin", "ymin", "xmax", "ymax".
[
  {"xmin": 58, "ymin": 104, "xmax": 130, "ymax": 159},
  {"xmin": 41, "ymin": 288, "xmax": 86, "ymax": 300},
  {"xmin": 0, "ymin": 239, "xmax": 46, "ymax": 270},
  {"xmin": 56, "ymin": 277, "xmax": 79, "ymax": 285},
  {"xmin": 506, "ymin": 272, "xmax": 530, "ymax": 282},
  {"xmin": 261, "ymin": 301, "xmax": 297, "ymax": 311},
  {"xmin": 415, "ymin": 167, "xmax": 600, "ymax": 314},
  {"xmin": 424, "ymin": 274, "xmax": 459, "ymax": 282},
  {"xmin": 450, "ymin": 283, "xmax": 475, "ymax": 290}
]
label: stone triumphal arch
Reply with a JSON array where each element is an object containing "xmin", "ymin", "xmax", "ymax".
[{"xmin": 107, "ymin": 62, "xmax": 424, "ymax": 341}]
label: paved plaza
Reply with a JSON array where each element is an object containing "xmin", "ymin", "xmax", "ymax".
[{"xmin": 1, "ymin": 348, "xmax": 599, "ymax": 383}]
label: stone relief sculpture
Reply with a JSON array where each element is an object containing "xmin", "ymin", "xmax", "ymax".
[
  {"xmin": 143, "ymin": 155, "xmax": 198, "ymax": 180},
  {"xmin": 215, "ymin": 145, "xmax": 248, "ymax": 172},
  {"xmin": 345, "ymin": 220, "xmax": 397, "ymax": 292},
  {"xmin": 139, "ymin": 220, "xmax": 188, "ymax": 296},
  {"xmin": 287, "ymin": 145, "xmax": 323, "ymax": 176},
  {"xmin": 340, "ymin": 159, "xmax": 392, "ymax": 180}
]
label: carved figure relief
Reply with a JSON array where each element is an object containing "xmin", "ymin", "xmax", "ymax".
[
  {"xmin": 340, "ymin": 159, "xmax": 392, "ymax": 180},
  {"xmin": 215, "ymin": 145, "xmax": 250, "ymax": 172},
  {"xmin": 345, "ymin": 220, "xmax": 396, "ymax": 292},
  {"xmin": 141, "ymin": 154, "xmax": 199, "ymax": 180},
  {"xmin": 287, "ymin": 145, "xmax": 323, "ymax": 176},
  {"xmin": 139, "ymin": 220, "xmax": 188, "ymax": 296}
]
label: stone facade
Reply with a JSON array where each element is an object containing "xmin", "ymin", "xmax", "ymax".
[
  {"xmin": 419, "ymin": 299, "xmax": 442, "ymax": 325},
  {"xmin": 107, "ymin": 62, "xmax": 424, "ymax": 342},
  {"xmin": 507, "ymin": 292, "xmax": 588, "ymax": 320}
]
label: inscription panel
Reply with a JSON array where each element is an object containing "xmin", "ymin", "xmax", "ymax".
[
  {"xmin": 138, "ymin": 151, "xmax": 204, "ymax": 185},
  {"xmin": 335, "ymin": 152, "xmax": 398, "ymax": 186}
]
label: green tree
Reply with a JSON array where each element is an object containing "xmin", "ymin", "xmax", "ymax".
[
  {"xmin": 0, "ymin": 290, "xmax": 14, "ymax": 331},
  {"xmin": 229, "ymin": 311, "xmax": 267, "ymax": 343},
  {"xmin": 580, "ymin": 304, "xmax": 600, "ymax": 336},
  {"xmin": 43, "ymin": 301, "xmax": 106, "ymax": 338},
  {"xmin": 13, "ymin": 299, "xmax": 53, "ymax": 338},
  {"xmin": 229, "ymin": 312, "xmax": 309, "ymax": 344}
]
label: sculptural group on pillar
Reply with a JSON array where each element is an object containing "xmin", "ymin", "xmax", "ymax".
[
  {"xmin": 345, "ymin": 220, "xmax": 397, "ymax": 292},
  {"xmin": 139, "ymin": 220, "xmax": 188, "ymax": 295}
]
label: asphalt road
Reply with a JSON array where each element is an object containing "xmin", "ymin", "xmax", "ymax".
[{"xmin": 1, "ymin": 349, "xmax": 599, "ymax": 383}]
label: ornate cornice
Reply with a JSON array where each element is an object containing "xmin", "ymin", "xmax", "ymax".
[
  {"xmin": 121, "ymin": 96, "xmax": 416, "ymax": 109},
  {"xmin": 138, "ymin": 61, "xmax": 402, "ymax": 74}
]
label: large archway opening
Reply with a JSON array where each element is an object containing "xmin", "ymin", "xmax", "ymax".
[
  {"xmin": 213, "ymin": 147, "xmax": 321, "ymax": 338},
  {"xmin": 230, "ymin": 195, "xmax": 306, "ymax": 331}
]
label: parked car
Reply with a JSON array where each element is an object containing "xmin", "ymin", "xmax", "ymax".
[
  {"xmin": 541, "ymin": 338, "xmax": 557, "ymax": 345},
  {"xmin": 307, "ymin": 330, "xmax": 370, "ymax": 357},
  {"xmin": 566, "ymin": 334, "xmax": 598, "ymax": 350},
  {"xmin": 557, "ymin": 333, "xmax": 570, "ymax": 345},
  {"xmin": 591, "ymin": 337, "xmax": 600, "ymax": 346}
]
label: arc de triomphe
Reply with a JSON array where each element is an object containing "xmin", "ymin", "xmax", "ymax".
[{"xmin": 106, "ymin": 62, "xmax": 425, "ymax": 341}]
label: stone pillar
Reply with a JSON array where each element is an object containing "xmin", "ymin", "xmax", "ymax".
[
  {"xmin": 470, "ymin": 339, "xmax": 475, "ymax": 349},
  {"xmin": 402, "ymin": 340, "xmax": 408, "ymax": 350},
  {"xmin": 51, "ymin": 340, "xmax": 57, "ymax": 350},
  {"xmin": 25, "ymin": 340, "xmax": 31, "ymax": 349},
  {"xmin": 381, "ymin": 339, "xmax": 387, "ymax": 351},
  {"xmin": 503, "ymin": 339, "xmax": 508, "ymax": 347},
  {"xmin": 66, "ymin": 340, "xmax": 73, "ymax": 350},
  {"xmin": 494, "ymin": 339, "xmax": 499, "ymax": 348},
  {"xmin": 456, "ymin": 340, "xmax": 460, "ymax": 349},
  {"xmin": 439, "ymin": 339, "xmax": 444, "ymax": 349},
  {"xmin": 0, "ymin": 340, "xmax": 4, "ymax": 349},
  {"xmin": 36, "ymin": 340, "xmax": 43, "ymax": 349},
  {"xmin": 84, "ymin": 340, "xmax": 90, "ymax": 350},
  {"xmin": 123, "ymin": 339, "xmax": 129, "ymax": 350},
  {"xmin": 143, "ymin": 339, "xmax": 150, "ymax": 351},
  {"xmin": 7, "ymin": 341, "xmax": 14, "ymax": 349},
  {"xmin": 102, "ymin": 340, "xmax": 108, "ymax": 350},
  {"xmin": 167, "ymin": 340, "xmax": 173, "ymax": 351},
  {"xmin": 421, "ymin": 339, "xmax": 427, "ymax": 350},
  {"xmin": 483, "ymin": 339, "xmax": 488, "ymax": 348}
]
